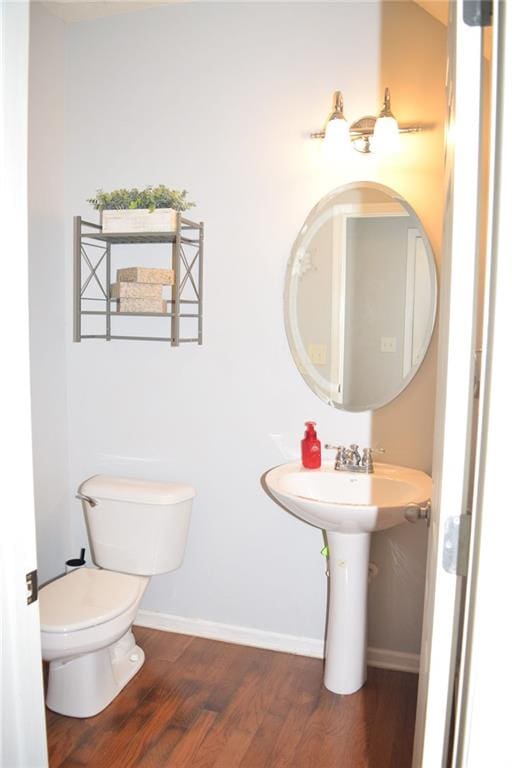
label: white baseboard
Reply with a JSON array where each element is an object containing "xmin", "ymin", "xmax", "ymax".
[
  {"xmin": 366, "ymin": 646, "xmax": 420, "ymax": 674},
  {"xmin": 134, "ymin": 609, "xmax": 419, "ymax": 674}
]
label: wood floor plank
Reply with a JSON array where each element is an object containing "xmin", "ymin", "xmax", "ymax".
[
  {"xmin": 200, "ymin": 642, "xmax": 258, "ymax": 714},
  {"xmin": 133, "ymin": 625, "xmax": 195, "ymax": 663},
  {"xmin": 238, "ymin": 712, "xmax": 284, "ymax": 768},
  {"xmin": 188, "ymin": 655, "xmax": 274, "ymax": 768},
  {"xmin": 362, "ymin": 668, "xmax": 418, "ymax": 767},
  {"xmin": 366, "ymin": 669, "xmax": 403, "ymax": 766},
  {"xmin": 161, "ymin": 709, "xmax": 218, "ymax": 768},
  {"xmin": 59, "ymin": 633, "xmax": 251, "ymax": 768},
  {"xmin": 46, "ymin": 716, "xmax": 84, "ymax": 768},
  {"xmin": 387, "ymin": 671, "xmax": 418, "ymax": 768},
  {"xmin": 238, "ymin": 654, "xmax": 320, "ymax": 768},
  {"xmin": 260, "ymin": 658, "xmax": 323, "ymax": 768},
  {"xmin": 312, "ymin": 690, "xmax": 368, "ymax": 767},
  {"xmin": 192, "ymin": 650, "xmax": 294, "ymax": 768},
  {"xmin": 290, "ymin": 667, "xmax": 416, "ymax": 768},
  {"xmin": 129, "ymin": 723, "xmax": 186, "ymax": 768},
  {"xmin": 93, "ymin": 677, "xmax": 196, "ymax": 768},
  {"xmin": 51, "ymin": 657, "xmax": 174, "ymax": 768},
  {"xmin": 46, "ymin": 629, "xmax": 418, "ymax": 768}
]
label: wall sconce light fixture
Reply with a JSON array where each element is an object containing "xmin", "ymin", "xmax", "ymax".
[{"xmin": 311, "ymin": 88, "xmax": 422, "ymax": 154}]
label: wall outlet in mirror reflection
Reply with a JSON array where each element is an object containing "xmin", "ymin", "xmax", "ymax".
[
  {"xmin": 308, "ymin": 343, "xmax": 328, "ymax": 365},
  {"xmin": 380, "ymin": 336, "xmax": 397, "ymax": 353}
]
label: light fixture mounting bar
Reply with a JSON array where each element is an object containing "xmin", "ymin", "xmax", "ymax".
[{"xmin": 310, "ymin": 123, "xmax": 423, "ymax": 140}]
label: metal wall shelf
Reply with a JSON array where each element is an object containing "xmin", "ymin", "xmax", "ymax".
[{"xmin": 73, "ymin": 214, "xmax": 204, "ymax": 345}]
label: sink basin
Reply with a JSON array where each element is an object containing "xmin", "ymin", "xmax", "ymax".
[
  {"xmin": 264, "ymin": 460, "xmax": 432, "ymax": 695},
  {"xmin": 265, "ymin": 461, "xmax": 431, "ymax": 533}
]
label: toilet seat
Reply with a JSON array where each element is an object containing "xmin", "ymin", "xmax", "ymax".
[
  {"xmin": 40, "ymin": 568, "xmax": 146, "ymax": 633},
  {"xmin": 40, "ymin": 569, "xmax": 149, "ymax": 664}
]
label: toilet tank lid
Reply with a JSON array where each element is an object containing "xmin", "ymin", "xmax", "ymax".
[{"xmin": 79, "ymin": 474, "xmax": 196, "ymax": 505}]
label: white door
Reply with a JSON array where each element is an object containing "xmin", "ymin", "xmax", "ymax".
[
  {"xmin": 0, "ymin": 1, "xmax": 48, "ymax": 766},
  {"xmin": 412, "ymin": 1, "xmax": 486, "ymax": 765}
]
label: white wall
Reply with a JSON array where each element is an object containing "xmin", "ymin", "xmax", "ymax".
[
  {"xmin": 29, "ymin": 1, "xmax": 445, "ymax": 654},
  {"xmin": 64, "ymin": 0, "xmax": 378, "ymax": 644},
  {"xmin": 28, "ymin": 2, "xmax": 70, "ymax": 584}
]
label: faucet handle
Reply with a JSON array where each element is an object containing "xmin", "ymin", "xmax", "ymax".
[
  {"xmin": 324, "ymin": 444, "xmax": 345, "ymax": 470},
  {"xmin": 364, "ymin": 446, "xmax": 386, "ymax": 456},
  {"xmin": 349, "ymin": 444, "xmax": 362, "ymax": 465},
  {"xmin": 361, "ymin": 446, "xmax": 386, "ymax": 471}
]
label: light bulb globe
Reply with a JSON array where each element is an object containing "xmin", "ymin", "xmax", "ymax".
[
  {"xmin": 372, "ymin": 115, "xmax": 400, "ymax": 154},
  {"xmin": 324, "ymin": 116, "xmax": 350, "ymax": 157}
]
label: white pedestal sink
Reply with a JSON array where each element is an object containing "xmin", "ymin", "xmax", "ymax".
[{"xmin": 265, "ymin": 461, "xmax": 431, "ymax": 695}]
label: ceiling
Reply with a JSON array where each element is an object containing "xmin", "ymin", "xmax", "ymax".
[
  {"xmin": 43, "ymin": 1, "xmax": 496, "ymax": 63},
  {"xmin": 413, "ymin": 1, "xmax": 448, "ymax": 27},
  {"xmin": 42, "ymin": 0, "xmax": 449, "ymax": 26},
  {"xmin": 42, "ymin": 1, "xmax": 177, "ymax": 23}
]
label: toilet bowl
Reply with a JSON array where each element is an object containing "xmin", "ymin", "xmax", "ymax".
[
  {"xmin": 39, "ymin": 474, "xmax": 195, "ymax": 718},
  {"xmin": 40, "ymin": 568, "xmax": 149, "ymax": 717}
]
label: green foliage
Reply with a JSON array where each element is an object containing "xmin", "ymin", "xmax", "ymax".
[{"xmin": 87, "ymin": 185, "xmax": 195, "ymax": 212}]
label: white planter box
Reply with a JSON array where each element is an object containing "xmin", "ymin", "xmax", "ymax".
[{"xmin": 102, "ymin": 208, "xmax": 178, "ymax": 233}]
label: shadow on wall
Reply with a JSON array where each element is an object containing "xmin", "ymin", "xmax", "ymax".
[
  {"xmin": 367, "ymin": 0, "xmax": 448, "ymax": 707},
  {"xmin": 371, "ymin": 0, "xmax": 447, "ymax": 469}
]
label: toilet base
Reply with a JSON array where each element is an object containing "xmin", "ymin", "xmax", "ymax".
[{"xmin": 46, "ymin": 630, "xmax": 144, "ymax": 718}]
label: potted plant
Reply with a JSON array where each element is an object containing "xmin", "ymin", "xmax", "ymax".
[{"xmin": 87, "ymin": 185, "xmax": 195, "ymax": 233}]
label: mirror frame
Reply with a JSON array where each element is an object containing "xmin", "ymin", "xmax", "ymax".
[{"xmin": 284, "ymin": 181, "xmax": 438, "ymax": 411}]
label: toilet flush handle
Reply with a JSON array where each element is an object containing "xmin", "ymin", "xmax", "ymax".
[{"xmin": 76, "ymin": 492, "xmax": 98, "ymax": 508}]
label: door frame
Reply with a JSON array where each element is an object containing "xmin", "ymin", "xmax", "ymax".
[
  {"xmin": 414, "ymin": 1, "xmax": 512, "ymax": 765},
  {"xmin": 450, "ymin": 1, "xmax": 512, "ymax": 763},
  {"xmin": 412, "ymin": 0, "xmax": 484, "ymax": 764},
  {"xmin": 0, "ymin": 1, "xmax": 48, "ymax": 766}
]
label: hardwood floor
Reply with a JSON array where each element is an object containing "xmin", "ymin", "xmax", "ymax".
[{"xmin": 45, "ymin": 628, "xmax": 418, "ymax": 768}]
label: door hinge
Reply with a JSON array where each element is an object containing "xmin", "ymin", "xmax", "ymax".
[
  {"xmin": 26, "ymin": 569, "xmax": 38, "ymax": 605},
  {"xmin": 463, "ymin": 1, "xmax": 492, "ymax": 27},
  {"xmin": 474, "ymin": 349, "xmax": 482, "ymax": 399},
  {"xmin": 443, "ymin": 515, "xmax": 471, "ymax": 576}
]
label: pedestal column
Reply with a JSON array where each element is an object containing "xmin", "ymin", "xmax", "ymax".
[{"xmin": 324, "ymin": 531, "xmax": 371, "ymax": 694}]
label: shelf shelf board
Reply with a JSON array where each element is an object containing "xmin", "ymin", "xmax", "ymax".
[
  {"xmin": 81, "ymin": 334, "xmax": 200, "ymax": 343},
  {"xmin": 83, "ymin": 231, "xmax": 199, "ymax": 245},
  {"xmin": 81, "ymin": 310, "xmax": 199, "ymax": 318}
]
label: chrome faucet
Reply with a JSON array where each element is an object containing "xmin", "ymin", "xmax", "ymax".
[{"xmin": 324, "ymin": 443, "xmax": 385, "ymax": 473}]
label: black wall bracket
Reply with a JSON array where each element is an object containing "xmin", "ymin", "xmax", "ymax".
[{"xmin": 463, "ymin": 0, "xmax": 492, "ymax": 27}]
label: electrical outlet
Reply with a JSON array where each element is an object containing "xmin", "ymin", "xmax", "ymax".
[
  {"xmin": 368, "ymin": 562, "xmax": 379, "ymax": 582},
  {"xmin": 380, "ymin": 336, "xmax": 397, "ymax": 353}
]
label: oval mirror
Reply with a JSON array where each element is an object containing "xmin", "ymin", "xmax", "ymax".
[{"xmin": 285, "ymin": 182, "xmax": 437, "ymax": 411}]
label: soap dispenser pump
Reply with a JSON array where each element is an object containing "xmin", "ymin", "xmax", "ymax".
[{"xmin": 301, "ymin": 421, "xmax": 321, "ymax": 469}]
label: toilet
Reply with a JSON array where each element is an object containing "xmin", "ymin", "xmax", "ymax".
[{"xmin": 39, "ymin": 474, "xmax": 195, "ymax": 718}]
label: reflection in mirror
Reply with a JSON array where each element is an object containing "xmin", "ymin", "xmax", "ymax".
[{"xmin": 285, "ymin": 182, "xmax": 437, "ymax": 411}]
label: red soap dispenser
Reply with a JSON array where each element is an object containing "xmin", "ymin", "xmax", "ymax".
[{"xmin": 301, "ymin": 421, "xmax": 321, "ymax": 469}]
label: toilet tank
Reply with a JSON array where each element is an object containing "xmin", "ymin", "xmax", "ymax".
[{"xmin": 78, "ymin": 475, "xmax": 195, "ymax": 576}]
